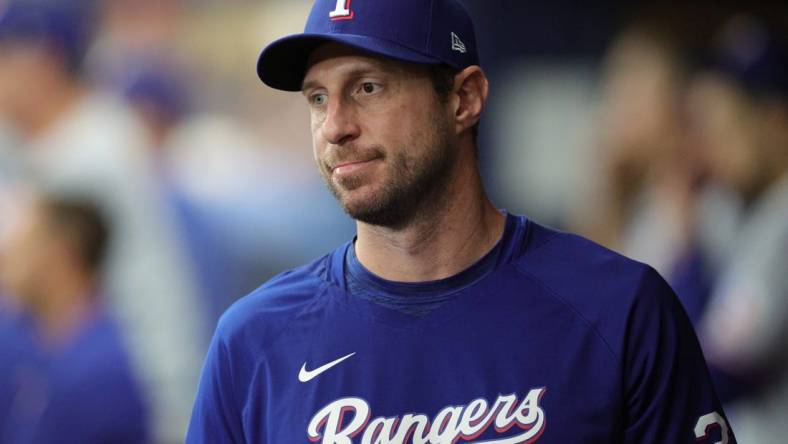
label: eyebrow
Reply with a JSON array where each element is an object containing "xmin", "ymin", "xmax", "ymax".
[{"xmin": 301, "ymin": 79, "xmax": 321, "ymax": 93}]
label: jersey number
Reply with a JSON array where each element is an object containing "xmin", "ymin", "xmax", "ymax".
[{"xmin": 694, "ymin": 412, "xmax": 729, "ymax": 444}]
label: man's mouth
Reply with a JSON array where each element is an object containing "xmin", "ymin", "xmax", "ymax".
[{"xmin": 330, "ymin": 156, "xmax": 383, "ymax": 176}]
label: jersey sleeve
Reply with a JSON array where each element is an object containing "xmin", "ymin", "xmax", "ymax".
[
  {"xmin": 186, "ymin": 321, "xmax": 246, "ymax": 444},
  {"xmin": 622, "ymin": 268, "xmax": 736, "ymax": 444}
]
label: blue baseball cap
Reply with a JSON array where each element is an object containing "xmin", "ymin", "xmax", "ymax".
[
  {"xmin": 0, "ymin": 1, "xmax": 93, "ymax": 72},
  {"xmin": 257, "ymin": 0, "xmax": 480, "ymax": 91}
]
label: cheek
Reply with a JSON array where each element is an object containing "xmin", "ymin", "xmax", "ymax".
[
  {"xmin": 310, "ymin": 112, "xmax": 328, "ymax": 148},
  {"xmin": 311, "ymin": 129, "xmax": 325, "ymax": 159},
  {"xmin": 312, "ymin": 142, "xmax": 323, "ymax": 168},
  {"xmin": 309, "ymin": 119, "xmax": 322, "ymax": 158},
  {"xmin": 311, "ymin": 139, "xmax": 333, "ymax": 178},
  {"xmin": 374, "ymin": 101, "xmax": 423, "ymax": 139},
  {"xmin": 390, "ymin": 99, "xmax": 445, "ymax": 143},
  {"xmin": 309, "ymin": 104, "xmax": 329, "ymax": 136}
]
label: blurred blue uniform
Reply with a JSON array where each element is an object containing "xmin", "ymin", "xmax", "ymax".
[
  {"xmin": 0, "ymin": 299, "xmax": 32, "ymax": 442},
  {"xmin": 0, "ymin": 302, "xmax": 149, "ymax": 444}
]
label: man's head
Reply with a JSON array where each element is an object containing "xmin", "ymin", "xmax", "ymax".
[
  {"xmin": 0, "ymin": 195, "xmax": 109, "ymax": 310},
  {"xmin": 686, "ymin": 17, "xmax": 788, "ymax": 202},
  {"xmin": 257, "ymin": 0, "xmax": 488, "ymax": 228},
  {"xmin": 0, "ymin": 1, "xmax": 93, "ymax": 126}
]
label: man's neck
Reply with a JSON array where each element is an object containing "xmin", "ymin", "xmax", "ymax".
[
  {"xmin": 354, "ymin": 157, "xmax": 505, "ymax": 283},
  {"xmin": 33, "ymin": 276, "xmax": 96, "ymax": 347}
]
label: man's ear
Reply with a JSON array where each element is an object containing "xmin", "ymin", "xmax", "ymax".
[{"xmin": 451, "ymin": 66, "xmax": 489, "ymax": 135}]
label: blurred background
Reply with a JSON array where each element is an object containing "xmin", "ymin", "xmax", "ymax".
[{"xmin": 0, "ymin": 0, "xmax": 785, "ymax": 443}]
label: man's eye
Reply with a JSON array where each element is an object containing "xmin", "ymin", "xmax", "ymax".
[
  {"xmin": 360, "ymin": 82, "xmax": 380, "ymax": 94},
  {"xmin": 311, "ymin": 94, "xmax": 327, "ymax": 106}
]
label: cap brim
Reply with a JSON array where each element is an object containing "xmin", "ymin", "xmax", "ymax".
[{"xmin": 257, "ymin": 33, "xmax": 441, "ymax": 91}]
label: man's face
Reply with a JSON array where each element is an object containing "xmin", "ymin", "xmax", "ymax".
[
  {"xmin": 0, "ymin": 201, "xmax": 53, "ymax": 305},
  {"xmin": 302, "ymin": 43, "xmax": 458, "ymax": 228},
  {"xmin": 0, "ymin": 41, "xmax": 46, "ymax": 120}
]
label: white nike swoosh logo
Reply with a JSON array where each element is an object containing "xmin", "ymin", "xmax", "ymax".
[{"xmin": 298, "ymin": 352, "xmax": 356, "ymax": 382}]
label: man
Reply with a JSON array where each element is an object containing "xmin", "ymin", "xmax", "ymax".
[
  {"xmin": 0, "ymin": 2, "xmax": 207, "ymax": 440},
  {"xmin": 0, "ymin": 194, "xmax": 149, "ymax": 443},
  {"xmin": 187, "ymin": 1, "xmax": 735, "ymax": 442}
]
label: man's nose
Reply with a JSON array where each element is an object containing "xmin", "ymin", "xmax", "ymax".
[{"xmin": 322, "ymin": 97, "xmax": 360, "ymax": 146}]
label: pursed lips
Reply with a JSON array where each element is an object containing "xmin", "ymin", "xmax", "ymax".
[{"xmin": 330, "ymin": 156, "xmax": 383, "ymax": 175}]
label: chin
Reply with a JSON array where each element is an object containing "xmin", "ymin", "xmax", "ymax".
[
  {"xmin": 338, "ymin": 189, "xmax": 381, "ymax": 216},
  {"xmin": 341, "ymin": 194, "xmax": 414, "ymax": 228}
]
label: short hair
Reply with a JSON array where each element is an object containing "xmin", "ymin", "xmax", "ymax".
[
  {"xmin": 428, "ymin": 64, "xmax": 481, "ymax": 149},
  {"xmin": 41, "ymin": 197, "xmax": 110, "ymax": 274}
]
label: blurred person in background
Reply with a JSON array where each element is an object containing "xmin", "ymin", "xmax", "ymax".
[
  {"xmin": 90, "ymin": 0, "xmax": 255, "ymax": 321},
  {"xmin": 158, "ymin": 111, "xmax": 356, "ymax": 304},
  {"xmin": 116, "ymin": 50, "xmax": 354, "ymax": 324},
  {"xmin": 576, "ymin": 17, "xmax": 728, "ymax": 327},
  {"xmin": 688, "ymin": 16, "xmax": 788, "ymax": 444},
  {"xmin": 122, "ymin": 63, "xmax": 192, "ymax": 152},
  {"xmin": 121, "ymin": 62, "xmax": 242, "ymax": 327},
  {"xmin": 0, "ymin": 193, "xmax": 148, "ymax": 443},
  {"xmin": 0, "ymin": 1, "xmax": 208, "ymax": 441},
  {"xmin": 92, "ymin": 0, "xmax": 355, "ymax": 320}
]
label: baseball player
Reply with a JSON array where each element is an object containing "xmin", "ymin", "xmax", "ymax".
[{"xmin": 187, "ymin": 1, "xmax": 735, "ymax": 443}]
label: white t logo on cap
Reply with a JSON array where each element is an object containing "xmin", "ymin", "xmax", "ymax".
[{"xmin": 330, "ymin": 0, "xmax": 354, "ymax": 20}]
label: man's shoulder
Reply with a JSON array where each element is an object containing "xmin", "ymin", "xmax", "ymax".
[
  {"xmin": 214, "ymin": 250, "xmax": 338, "ymax": 347},
  {"xmin": 514, "ymin": 219, "xmax": 655, "ymax": 285},
  {"xmin": 510, "ymin": 220, "xmax": 674, "ymax": 342}
]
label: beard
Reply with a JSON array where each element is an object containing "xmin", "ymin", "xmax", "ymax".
[{"xmin": 317, "ymin": 115, "xmax": 457, "ymax": 229}]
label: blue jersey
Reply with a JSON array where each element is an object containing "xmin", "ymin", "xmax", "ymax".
[
  {"xmin": 0, "ymin": 300, "xmax": 33, "ymax": 442},
  {"xmin": 187, "ymin": 214, "xmax": 735, "ymax": 443},
  {"xmin": 0, "ymin": 307, "xmax": 149, "ymax": 444}
]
